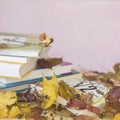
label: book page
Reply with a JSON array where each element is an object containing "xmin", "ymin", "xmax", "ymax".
[
  {"xmin": 0, "ymin": 35, "xmax": 27, "ymax": 45},
  {"xmin": 0, "ymin": 32, "xmax": 40, "ymax": 45}
]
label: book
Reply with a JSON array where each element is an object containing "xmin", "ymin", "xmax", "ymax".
[
  {"xmin": 0, "ymin": 69, "xmax": 80, "ymax": 92},
  {"xmin": 0, "ymin": 51, "xmax": 73, "ymax": 77},
  {"xmin": 0, "ymin": 44, "xmax": 50, "ymax": 57},
  {"xmin": 0, "ymin": 57, "xmax": 38, "ymax": 78},
  {"xmin": 50, "ymin": 61, "xmax": 73, "ymax": 75},
  {"xmin": 0, "ymin": 32, "xmax": 50, "ymax": 57},
  {"xmin": 58, "ymin": 74, "xmax": 108, "ymax": 99},
  {"xmin": 56, "ymin": 74, "xmax": 109, "ymax": 116},
  {"xmin": 0, "ymin": 32, "xmax": 52, "ymax": 78},
  {"xmin": 0, "ymin": 55, "xmax": 37, "ymax": 63},
  {"xmin": 51, "ymin": 61, "xmax": 73, "ymax": 75}
]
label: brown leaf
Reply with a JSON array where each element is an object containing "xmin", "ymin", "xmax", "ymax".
[
  {"xmin": 31, "ymin": 107, "xmax": 43, "ymax": 120},
  {"xmin": 47, "ymin": 57, "xmax": 63, "ymax": 66},
  {"xmin": 73, "ymin": 115, "xmax": 95, "ymax": 120},
  {"xmin": 36, "ymin": 58, "xmax": 63, "ymax": 69},
  {"xmin": 106, "ymin": 86, "xmax": 120, "ymax": 113},
  {"xmin": 36, "ymin": 58, "xmax": 52, "ymax": 69}
]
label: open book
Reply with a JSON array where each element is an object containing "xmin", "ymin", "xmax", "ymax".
[{"xmin": 0, "ymin": 32, "xmax": 50, "ymax": 57}]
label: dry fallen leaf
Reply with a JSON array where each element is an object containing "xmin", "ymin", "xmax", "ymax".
[
  {"xmin": 36, "ymin": 58, "xmax": 63, "ymax": 69},
  {"xmin": 36, "ymin": 58, "xmax": 52, "ymax": 69},
  {"xmin": 31, "ymin": 107, "xmax": 42, "ymax": 120}
]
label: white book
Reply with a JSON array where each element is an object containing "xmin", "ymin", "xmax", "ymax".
[
  {"xmin": 0, "ymin": 56, "xmax": 73, "ymax": 79},
  {"xmin": 52, "ymin": 61, "xmax": 73, "ymax": 75},
  {"xmin": 0, "ymin": 55, "xmax": 36, "ymax": 63},
  {"xmin": 0, "ymin": 57, "xmax": 38, "ymax": 78}
]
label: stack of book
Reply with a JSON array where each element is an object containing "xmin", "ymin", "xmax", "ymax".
[
  {"xmin": 0, "ymin": 32, "xmax": 50, "ymax": 78},
  {"xmin": 0, "ymin": 32, "xmax": 77, "ymax": 92}
]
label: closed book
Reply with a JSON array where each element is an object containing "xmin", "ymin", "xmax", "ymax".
[
  {"xmin": 52, "ymin": 61, "xmax": 73, "ymax": 75},
  {"xmin": 0, "ymin": 57, "xmax": 38, "ymax": 78},
  {"xmin": 0, "ymin": 69, "xmax": 79, "ymax": 92},
  {"xmin": 0, "ymin": 55, "xmax": 37, "ymax": 63}
]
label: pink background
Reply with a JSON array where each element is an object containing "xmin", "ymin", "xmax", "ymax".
[{"xmin": 0, "ymin": 0, "xmax": 120, "ymax": 72}]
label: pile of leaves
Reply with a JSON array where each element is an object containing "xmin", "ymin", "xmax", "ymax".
[
  {"xmin": 0, "ymin": 74, "xmax": 58, "ymax": 119},
  {"xmin": 83, "ymin": 63, "xmax": 120, "ymax": 86},
  {"xmin": 82, "ymin": 63, "xmax": 120, "ymax": 119},
  {"xmin": 0, "ymin": 91, "xmax": 34, "ymax": 119},
  {"xmin": 105, "ymin": 86, "xmax": 120, "ymax": 114},
  {"xmin": 0, "ymin": 74, "xmax": 102, "ymax": 120},
  {"xmin": 2, "ymin": 62, "xmax": 120, "ymax": 120}
]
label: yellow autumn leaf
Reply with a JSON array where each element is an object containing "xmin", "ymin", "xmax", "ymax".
[
  {"xmin": 8, "ymin": 106, "xmax": 21, "ymax": 118},
  {"xmin": 20, "ymin": 106, "xmax": 31, "ymax": 114},
  {"xmin": 17, "ymin": 103, "xmax": 30, "ymax": 107},
  {"xmin": 41, "ymin": 74, "xmax": 58, "ymax": 109},
  {"xmin": 113, "ymin": 113, "xmax": 120, "ymax": 120},
  {"xmin": 0, "ymin": 106, "xmax": 8, "ymax": 118},
  {"xmin": 0, "ymin": 91, "xmax": 17, "ymax": 107}
]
